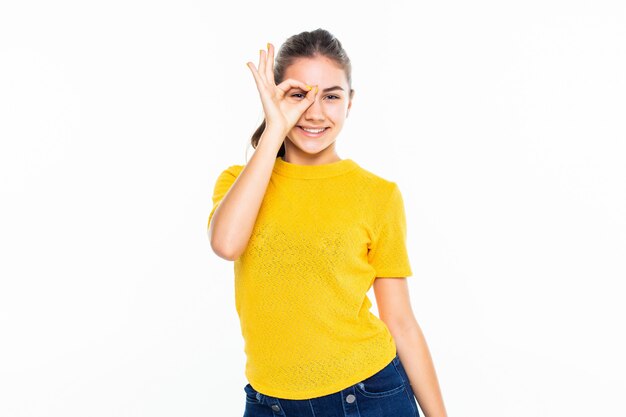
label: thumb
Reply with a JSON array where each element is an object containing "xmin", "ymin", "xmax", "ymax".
[{"xmin": 297, "ymin": 85, "xmax": 318, "ymax": 112}]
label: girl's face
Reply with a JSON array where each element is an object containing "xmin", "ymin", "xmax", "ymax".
[{"xmin": 282, "ymin": 56, "xmax": 353, "ymax": 164}]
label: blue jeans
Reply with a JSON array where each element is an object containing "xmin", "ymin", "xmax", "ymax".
[{"xmin": 243, "ymin": 352, "xmax": 420, "ymax": 417}]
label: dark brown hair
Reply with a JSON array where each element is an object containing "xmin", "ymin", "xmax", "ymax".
[{"xmin": 248, "ymin": 28, "xmax": 354, "ymax": 158}]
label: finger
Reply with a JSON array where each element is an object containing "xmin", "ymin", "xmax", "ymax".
[
  {"xmin": 304, "ymin": 84, "xmax": 318, "ymax": 105},
  {"xmin": 266, "ymin": 42, "xmax": 276, "ymax": 86},
  {"xmin": 246, "ymin": 61, "xmax": 266, "ymax": 93},
  {"xmin": 258, "ymin": 48, "xmax": 267, "ymax": 82},
  {"xmin": 299, "ymin": 84, "xmax": 319, "ymax": 110},
  {"xmin": 276, "ymin": 78, "xmax": 313, "ymax": 95}
]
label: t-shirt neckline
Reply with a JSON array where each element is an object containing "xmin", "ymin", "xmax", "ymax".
[{"xmin": 272, "ymin": 156, "xmax": 358, "ymax": 179}]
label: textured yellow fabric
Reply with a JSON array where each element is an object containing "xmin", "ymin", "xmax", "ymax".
[{"xmin": 208, "ymin": 156, "xmax": 413, "ymax": 400}]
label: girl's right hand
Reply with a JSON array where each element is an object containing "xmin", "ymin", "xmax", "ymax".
[{"xmin": 246, "ymin": 42, "xmax": 319, "ymax": 136}]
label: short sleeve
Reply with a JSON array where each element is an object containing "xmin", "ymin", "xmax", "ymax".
[
  {"xmin": 207, "ymin": 165, "xmax": 244, "ymax": 229},
  {"xmin": 367, "ymin": 183, "xmax": 413, "ymax": 278}
]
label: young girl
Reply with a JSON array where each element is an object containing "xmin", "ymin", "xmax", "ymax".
[{"xmin": 208, "ymin": 28, "xmax": 447, "ymax": 417}]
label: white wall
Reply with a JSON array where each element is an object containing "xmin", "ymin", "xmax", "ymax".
[{"xmin": 1, "ymin": 0, "xmax": 624, "ymax": 416}]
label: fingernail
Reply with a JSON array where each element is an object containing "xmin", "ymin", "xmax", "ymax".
[
  {"xmin": 313, "ymin": 86, "xmax": 318, "ymax": 93},
  {"xmin": 305, "ymin": 85, "xmax": 312, "ymax": 90},
  {"xmin": 267, "ymin": 42, "xmax": 270, "ymax": 50}
]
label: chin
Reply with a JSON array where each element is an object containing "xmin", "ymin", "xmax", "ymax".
[{"xmin": 290, "ymin": 139, "xmax": 336, "ymax": 155}]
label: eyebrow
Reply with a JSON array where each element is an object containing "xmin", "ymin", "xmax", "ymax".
[{"xmin": 321, "ymin": 86, "xmax": 344, "ymax": 93}]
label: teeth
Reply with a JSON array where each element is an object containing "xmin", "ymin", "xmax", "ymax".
[{"xmin": 301, "ymin": 127, "xmax": 326, "ymax": 133}]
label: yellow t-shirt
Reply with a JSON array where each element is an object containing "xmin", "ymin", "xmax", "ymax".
[{"xmin": 208, "ymin": 156, "xmax": 413, "ymax": 400}]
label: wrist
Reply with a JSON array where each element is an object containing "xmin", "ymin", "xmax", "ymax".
[
  {"xmin": 257, "ymin": 129, "xmax": 287, "ymax": 153},
  {"xmin": 261, "ymin": 126, "xmax": 289, "ymax": 143}
]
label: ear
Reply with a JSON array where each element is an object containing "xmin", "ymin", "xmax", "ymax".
[{"xmin": 347, "ymin": 89, "xmax": 354, "ymax": 117}]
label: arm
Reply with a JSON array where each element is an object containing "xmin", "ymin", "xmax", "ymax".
[
  {"xmin": 373, "ymin": 277, "xmax": 449, "ymax": 417},
  {"xmin": 208, "ymin": 127, "xmax": 285, "ymax": 260},
  {"xmin": 210, "ymin": 42, "xmax": 320, "ymax": 261}
]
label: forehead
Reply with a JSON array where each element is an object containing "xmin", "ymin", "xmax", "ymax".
[{"xmin": 283, "ymin": 56, "xmax": 348, "ymax": 87}]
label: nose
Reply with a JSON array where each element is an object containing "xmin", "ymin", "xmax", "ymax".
[{"xmin": 303, "ymin": 96, "xmax": 325, "ymax": 122}]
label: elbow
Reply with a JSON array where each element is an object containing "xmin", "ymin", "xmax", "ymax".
[
  {"xmin": 385, "ymin": 318, "xmax": 420, "ymax": 340},
  {"xmin": 211, "ymin": 241, "xmax": 241, "ymax": 261},
  {"xmin": 208, "ymin": 226, "xmax": 241, "ymax": 261}
]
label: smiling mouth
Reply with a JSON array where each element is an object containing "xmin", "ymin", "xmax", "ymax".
[{"xmin": 298, "ymin": 126, "xmax": 329, "ymax": 136}]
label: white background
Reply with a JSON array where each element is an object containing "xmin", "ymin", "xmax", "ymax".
[{"xmin": 1, "ymin": 1, "xmax": 625, "ymax": 416}]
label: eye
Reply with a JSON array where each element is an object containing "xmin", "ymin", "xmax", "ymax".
[{"xmin": 290, "ymin": 93, "xmax": 341, "ymax": 100}]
